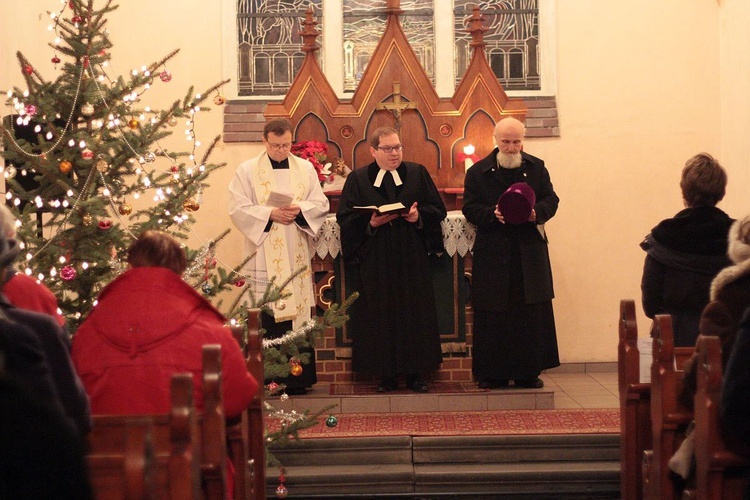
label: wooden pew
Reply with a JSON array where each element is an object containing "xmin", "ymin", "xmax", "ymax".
[
  {"xmin": 87, "ymin": 373, "xmax": 202, "ymax": 499},
  {"xmin": 643, "ymin": 314, "xmax": 694, "ymax": 500},
  {"xmin": 688, "ymin": 334, "xmax": 749, "ymax": 499},
  {"xmin": 619, "ymin": 299, "xmax": 652, "ymax": 500},
  {"xmin": 227, "ymin": 308, "xmax": 266, "ymax": 500},
  {"xmin": 87, "ymin": 345, "xmax": 229, "ymax": 500}
]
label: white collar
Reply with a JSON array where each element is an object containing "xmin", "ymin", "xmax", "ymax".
[{"xmin": 373, "ymin": 168, "xmax": 403, "ymax": 187}]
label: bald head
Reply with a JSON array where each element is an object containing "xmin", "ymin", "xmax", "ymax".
[{"xmin": 494, "ymin": 117, "xmax": 525, "ymax": 156}]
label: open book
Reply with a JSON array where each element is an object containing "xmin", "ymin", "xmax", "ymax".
[{"xmin": 352, "ymin": 202, "xmax": 409, "ymax": 215}]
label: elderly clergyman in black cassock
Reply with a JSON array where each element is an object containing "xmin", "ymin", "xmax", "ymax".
[{"xmin": 337, "ymin": 126, "xmax": 447, "ymax": 393}]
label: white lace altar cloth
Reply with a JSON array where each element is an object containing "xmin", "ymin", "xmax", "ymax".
[{"xmin": 311, "ymin": 210, "xmax": 476, "ymax": 259}]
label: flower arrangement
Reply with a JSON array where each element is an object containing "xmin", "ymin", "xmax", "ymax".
[
  {"xmin": 291, "ymin": 141, "xmax": 351, "ymax": 191},
  {"xmin": 291, "ymin": 141, "xmax": 331, "ymax": 185}
]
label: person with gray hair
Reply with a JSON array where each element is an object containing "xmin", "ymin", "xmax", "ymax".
[{"xmin": 0, "ymin": 203, "xmax": 65, "ymax": 326}]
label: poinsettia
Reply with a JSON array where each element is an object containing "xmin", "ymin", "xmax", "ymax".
[{"xmin": 291, "ymin": 140, "xmax": 331, "ymax": 184}]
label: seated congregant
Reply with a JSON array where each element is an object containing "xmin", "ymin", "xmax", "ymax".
[{"xmin": 72, "ymin": 230, "xmax": 259, "ymax": 417}]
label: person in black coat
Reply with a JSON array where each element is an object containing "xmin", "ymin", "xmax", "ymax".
[
  {"xmin": 462, "ymin": 117, "xmax": 560, "ymax": 389},
  {"xmin": 0, "ymin": 236, "xmax": 91, "ymax": 436},
  {"xmin": 641, "ymin": 152, "xmax": 733, "ymax": 347},
  {"xmin": 337, "ymin": 126, "xmax": 447, "ymax": 393}
]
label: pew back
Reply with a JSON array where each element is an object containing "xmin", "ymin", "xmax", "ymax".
[{"xmin": 692, "ymin": 334, "xmax": 749, "ymax": 499}]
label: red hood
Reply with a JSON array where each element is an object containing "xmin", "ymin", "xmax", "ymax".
[{"xmin": 85, "ymin": 267, "xmax": 226, "ymax": 356}]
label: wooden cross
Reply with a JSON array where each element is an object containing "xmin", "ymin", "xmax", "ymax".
[{"xmin": 376, "ymin": 82, "xmax": 417, "ymax": 133}]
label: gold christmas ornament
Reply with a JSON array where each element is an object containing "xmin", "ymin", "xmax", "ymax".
[
  {"xmin": 167, "ymin": 116, "xmax": 178, "ymax": 127},
  {"xmin": 290, "ymin": 364, "xmax": 303, "ymax": 377},
  {"xmin": 213, "ymin": 94, "xmax": 226, "ymax": 106},
  {"xmin": 95, "ymin": 159, "xmax": 108, "ymax": 172},
  {"xmin": 82, "ymin": 213, "xmax": 93, "ymax": 226},
  {"xmin": 59, "ymin": 160, "xmax": 73, "ymax": 173},
  {"xmin": 118, "ymin": 203, "xmax": 132, "ymax": 216},
  {"xmin": 127, "ymin": 118, "xmax": 139, "ymax": 129},
  {"xmin": 80, "ymin": 102, "xmax": 95, "ymax": 116},
  {"xmin": 183, "ymin": 199, "xmax": 200, "ymax": 212}
]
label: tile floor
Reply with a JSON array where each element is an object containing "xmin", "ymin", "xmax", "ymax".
[{"xmin": 540, "ymin": 370, "xmax": 619, "ymax": 409}]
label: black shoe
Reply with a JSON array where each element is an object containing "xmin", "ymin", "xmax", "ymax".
[
  {"xmin": 478, "ymin": 379, "xmax": 510, "ymax": 389},
  {"xmin": 514, "ymin": 377, "xmax": 544, "ymax": 389},
  {"xmin": 406, "ymin": 375, "xmax": 429, "ymax": 393},
  {"xmin": 376, "ymin": 377, "xmax": 398, "ymax": 393}
]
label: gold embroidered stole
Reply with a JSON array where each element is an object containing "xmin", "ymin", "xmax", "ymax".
[{"xmin": 249, "ymin": 154, "xmax": 313, "ymax": 328}]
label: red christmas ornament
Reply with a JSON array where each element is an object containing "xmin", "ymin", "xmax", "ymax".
[
  {"xmin": 234, "ymin": 279, "xmax": 246, "ymax": 287},
  {"xmin": 81, "ymin": 149, "xmax": 94, "ymax": 160},
  {"xmin": 82, "ymin": 56, "xmax": 89, "ymax": 68},
  {"xmin": 22, "ymin": 64, "xmax": 33, "ymax": 76},
  {"xmin": 51, "ymin": 56, "xmax": 61, "ymax": 64},
  {"xmin": 159, "ymin": 70, "xmax": 172, "ymax": 82},
  {"xmin": 170, "ymin": 165, "xmax": 179, "ymax": 173},
  {"xmin": 61, "ymin": 265, "xmax": 77, "ymax": 281},
  {"xmin": 69, "ymin": 0, "xmax": 75, "ymax": 8},
  {"xmin": 98, "ymin": 219, "xmax": 112, "ymax": 230},
  {"xmin": 72, "ymin": 15, "xmax": 83, "ymax": 24}
]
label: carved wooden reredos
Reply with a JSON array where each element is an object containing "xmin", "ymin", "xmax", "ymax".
[{"xmin": 263, "ymin": 1, "xmax": 527, "ymax": 189}]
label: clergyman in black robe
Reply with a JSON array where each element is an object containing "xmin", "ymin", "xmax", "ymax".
[{"xmin": 337, "ymin": 126, "xmax": 447, "ymax": 392}]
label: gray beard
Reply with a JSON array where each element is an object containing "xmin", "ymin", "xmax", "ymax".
[{"xmin": 496, "ymin": 152, "xmax": 523, "ymax": 169}]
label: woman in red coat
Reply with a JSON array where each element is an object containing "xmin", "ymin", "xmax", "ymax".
[{"xmin": 72, "ymin": 230, "xmax": 258, "ymax": 418}]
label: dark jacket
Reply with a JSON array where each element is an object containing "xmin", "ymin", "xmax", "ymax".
[
  {"xmin": 641, "ymin": 206, "xmax": 733, "ymax": 347},
  {"xmin": 462, "ymin": 149, "xmax": 559, "ymax": 310},
  {"xmin": 0, "ymin": 296, "xmax": 91, "ymax": 436},
  {"xmin": 721, "ymin": 306, "xmax": 750, "ymax": 455}
]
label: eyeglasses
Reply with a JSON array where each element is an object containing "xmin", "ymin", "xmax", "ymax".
[
  {"xmin": 376, "ymin": 145, "xmax": 403, "ymax": 153},
  {"xmin": 267, "ymin": 142, "xmax": 292, "ymax": 151}
]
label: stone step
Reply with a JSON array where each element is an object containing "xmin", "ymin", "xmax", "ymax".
[
  {"xmin": 267, "ymin": 434, "xmax": 620, "ymax": 498},
  {"xmin": 271, "ymin": 386, "xmax": 554, "ymax": 415}
]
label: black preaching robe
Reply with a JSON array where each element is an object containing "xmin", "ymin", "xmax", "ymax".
[{"xmin": 337, "ymin": 162, "xmax": 446, "ymax": 377}]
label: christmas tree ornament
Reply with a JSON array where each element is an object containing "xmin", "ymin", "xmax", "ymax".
[
  {"xmin": 201, "ymin": 282, "xmax": 212, "ymax": 294},
  {"xmin": 51, "ymin": 55, "xmax": 61, "ymax": 65},
  {"xmin": 82, "ymin": 56, "xmax": 90, "ymax": 68},
  {"xmin": 24, "ymin": 105, "xmax": 37, "ymax": 116},
  {"xmin": 144, "ymin": 152, "xmax": 155, "ymax": 163},
  {"xmin": 98, "ymin": 219, "xmax": 112, "ymax": 230},
  {"xmin": 82, "ymin": 213, "xmax": 93, "ymax": 226},
  {"xmin": 81, "ymin": 149, "xmax": 94, "ymax": 160},
  {"xmin": 325, "ymin": 415, "xmax": 338, "ymax": 428},
  {"xmin": 95, "ymin": 158, "xmax": 108, "ymax": 172},
  {"xmin": 118, "ymin": 203, "xmax": 132, "ymax": 216},
  {"xmin": 167, "ymin": 116, "xmax": 178, "ymax": 127},
  {"xmin": 60, "ymin": 265, "xmax": 77, "ymax": 281},
  {"xmin": 23, "ymin": 64, "xmax": 33, "ymax": 76},
  {"xmin": 290, "ymin": 363, "xmax": 303, "ymax": 377},
  {"xmin": 159, "ymin": 70, "xmax": 172, "ymax": 82},
  {"xmin": 275, "ymin": 484, "xmax": 288, "ymax": 499},
  {"xmin": 170, "ymin": 165, "xmax": 179, "ymax": 173},
  {"xmin": 276, "ymin": 469, "xmax": 288, "ymax": 498},
  {"xmin": 279, "ymin": 393, "xmax": 289, "ymax": 401},
  {"xmin": 4, "ymin": 166, "xmax": 17, "ymax": 179},
  {"xmin": 58, "ymin": 160, "xmax": 73, "ymax": 173},
  {"xmin": 213, "ymin": 94, "xmax": 226, "ymax": 106},
  {"xmin": 234, "ymin": 279, "xmax": 245, "ymax": 287},
  {"xmin": 81, "ymin": 102, "xmax": 95, "ymax": 116},
  {"xmin": 183, "ymin": 199, "xmax": 200, "ymax": 212},
  {"xmin": 268, "ymin": 381, "xmax": 279, "ymax": 392},
  {"xmin": 72, "ymin": 15, "xmax": 83, "ymax": 24},
  {"xmin": 275, "ymin": 299, "xmax": 286, "ymax": 311},
  {"xmin": 127, "ymin": 118, "xmax": 139, "ymax": 129}
]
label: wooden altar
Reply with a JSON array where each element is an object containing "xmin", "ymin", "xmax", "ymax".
[{"xmin": 265, "ymin": 1, "xmax": 526, "ymax": 384}]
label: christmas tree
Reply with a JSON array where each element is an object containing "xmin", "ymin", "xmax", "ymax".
[{"xmin": 0, "ymin": 0, "xmax": 355, "ymax": 463}]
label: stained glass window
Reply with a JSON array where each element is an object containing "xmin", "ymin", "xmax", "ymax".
[
  {"xmin": 237, "ymin": 0, "xmax": 541, "ymax": 97},
  {"xmin": 454, "ymin": 0, "xmax": 540, "ymax": 91}
]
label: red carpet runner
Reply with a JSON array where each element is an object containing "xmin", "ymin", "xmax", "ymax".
[{"xmin": 268, "ymin": 409, "xmax": 619, "ymax": 439}]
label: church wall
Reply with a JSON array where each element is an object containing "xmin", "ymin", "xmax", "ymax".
[{"xmin": 2, "ymin": 1, "xmax": 745, "ymax": 365}]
